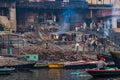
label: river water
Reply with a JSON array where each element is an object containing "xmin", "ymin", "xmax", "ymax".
[{"xmin": 0, "ymin": 69, "xmax": 120, "ymax": 80}]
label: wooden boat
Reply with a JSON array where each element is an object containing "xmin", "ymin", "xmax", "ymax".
[
  {"xmin": 109, "ymin": 51, "xmax": 120, "ymax": 69},
  {"xmin": 0, "ymin": 56, "xmax": 36, "ymax": 70},
  {"xmin": 0, "ymin": 67, "xmax": 15, "ymax": 75},
  {"xmin": 64, "ymin": 60, "xmax": 115, "ymax": 69},
  {"xmin": 86, "ymin": 67, "xmax": 120, "ymax": 77},
  {"xmin": 85, "ymin": 51, "xmax": 120, "ymax": 77},
  {"xmin": 4, "ymin": 62, "xmax": 36, "ymax": 70},
  {"xmin": 109, "ymin": 51, "xmax": 120, "ymax": 58},
  {"xmin": 34, "ymin": 62, "xmax": 48, "ymax": 69},
  {"xmin": 64, "ymin": 60, "xmax": 98, "ymax": 69},
  {"xmin": 48, "ymin": 62, "xmax": 64, "ymax": 69}
]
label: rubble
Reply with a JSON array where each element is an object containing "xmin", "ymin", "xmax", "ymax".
[{"xmin": 3, "ymin": 26, "xmax": 116, "ymax": 62}]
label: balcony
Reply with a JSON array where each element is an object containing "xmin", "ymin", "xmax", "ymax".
[
  {"xmin": 0, "ymin": 0, "xmax": 15, "ymax": 2},
  {"xmin": 88, "ymin": 4, "xmax": 113, "ymax": 9},
  {"xmin": 0, "ymin": 0, "xmax": 16, "ymax": 8},
  {"xmin": 87, "ymin": 0, "xmax": 113, "ymax": 9},
  {"xmin": 16, "ymin": 0, "xmax": 88, "ymax": 9}
]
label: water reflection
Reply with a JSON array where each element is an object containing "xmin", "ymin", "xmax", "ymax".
[
  {"xmin": 0, "ymin": 69, "xmax": 119, "ymax": 80},
  {"xmin": 90, "ymin": 77, "xmax": 120, "ymax": 80},
  {"xmin": 48, "ymin": 69, "xmax": 61, "ymax": 80}
]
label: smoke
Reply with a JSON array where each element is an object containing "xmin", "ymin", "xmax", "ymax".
[
  {"xmin": 58, "ymin": 6, "xmax": 81, "ymax": 34},
  {"xmin": 103, "ymin": 20, "xmax": 110, "ymax": 38},
  {"xmin": 112, "ymin": 0, "xmax": 120, "ymax": 16},
  {"xmin": 103, "ymin": 0, "xmax": 120, "ymax": 38}
]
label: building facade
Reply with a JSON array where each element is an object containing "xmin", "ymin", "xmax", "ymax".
[
  {"xmin": 0, "ymin": 0, "xmax": 120, "ymax": 32},
  {"xmin": 0, "ymin": 0, "xmax": 16, "ymax": 32},
  {"xmin": 87, "ymin": 0, "xmax": 120, "ymax": 32},
  {"xmin": 16, "ymin": 0, "xmax": 88, "ymax": 32},
  {"xmin": 87, "ymin": 0, "xmax": 120, "ymax": 46}
]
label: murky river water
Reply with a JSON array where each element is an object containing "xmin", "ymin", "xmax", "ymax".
[{"xmin": 0, "ymin": 69, "xmax": 120, "ymax": 80}]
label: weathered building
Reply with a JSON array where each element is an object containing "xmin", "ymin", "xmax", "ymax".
[
  {"xmin": 87, "ymin": 0, "xmax": 120, "ymax": 32},
  {"xmin": 16, "ymin": 0, "xmax": 88, "ymax": 31},
  {"xmin": 0, "ymin": 0, "xmax": 16, "ymax": 32},
  {"xmin": 0, "ymin": 0, "xmax": 120, "ymax": 33},
  {"xmin": 86, "ymin": 0, "xmax": 120, "ymax": 45}
]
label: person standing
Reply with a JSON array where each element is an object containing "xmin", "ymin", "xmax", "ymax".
[
  {"xmin": 75, "ymin": 42, "xmax": 80, "ymax": 52},
  {"xmin": 31, "ymin": 24, "xmax": 34, "ymax": 32}
]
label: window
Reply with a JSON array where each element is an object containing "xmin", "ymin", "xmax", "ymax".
[
  {"xmin": 63, "ymin": 0, "xmax": 69, "ymax": 2},
  {"xmin": 98, "ymin": 0, "xmax": 103, "ymax": 4},
  {"xmin": 117, "ymin": 19, "xmax": 120, "ymax": 28},
  {"xmin": 47, "ymin": 0, "xmax": 56, "ymax": 1},
  {"xmin": 34, "ymin": 56, "xmax": 36, "ymax": 59},
  {"xmin": 26, "ymin": 56, "xmax": 29, "ymax": 58}
]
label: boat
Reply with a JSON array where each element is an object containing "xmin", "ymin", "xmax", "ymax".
[
  {"xmin": 0, "ymin": 67, "xmax": 15, "ymax": 75},
  {"xmin": 109, "ymin": 51, "xmax": 120, "ymax": 58},
  {"xmin": 64, "ymin": 60, "xmax": 98, "ymax": 69},
  {"xmin": 34, "ymin": 62, "xmax": 48, "ymax": 69},
  {"xmin": 86, "ymin": 67, "xmax": 120, "ymax": 77},
  {"xmin": 0, "ymin": 55, "xmax": 36, "ymax": 70},
  {"xmin": 4, "ymin": 62, "xmax": 36, "ymax": 70},
  {"xmin": 64, "ymin": 60, "xmax": 115, "ymax": 69},
  {"xmin": 48, "ymin": 62, "xmax": 64, "ymax": 69},
  {"xmin": 86, "ymin": 51, "xmax": 120, "ymax": 77},
  {"xmin": 109, "ymin": 51, "xmax": 120, "ymax": 69}
]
